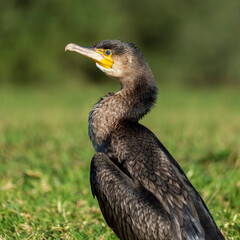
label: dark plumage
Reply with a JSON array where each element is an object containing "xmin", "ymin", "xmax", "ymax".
[{"xmin": 66, "ymin": 40, "xmax": 225, "ymax": 240}]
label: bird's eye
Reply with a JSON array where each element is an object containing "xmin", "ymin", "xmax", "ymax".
[{"xmin": 105, "ymin": 50, "xmax": 112, "ymax": 56}]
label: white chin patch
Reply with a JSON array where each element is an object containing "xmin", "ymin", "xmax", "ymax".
[
  {"xmin": 96, "ymin": 63, "xmax": 108, "ymax": 72},
  {"xmin": 96, "ymin": 63, "xmax": 121, "ymax": 78}
]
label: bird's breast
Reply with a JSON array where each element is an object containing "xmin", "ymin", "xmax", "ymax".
[{"xmin": 88, "ymin": 105, "xmax": 120, "ymax": 152}]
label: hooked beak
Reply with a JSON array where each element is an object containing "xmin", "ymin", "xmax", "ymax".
[{"xmin": 65, "ymin": 43, "xmax": 113, "ymax": 69}]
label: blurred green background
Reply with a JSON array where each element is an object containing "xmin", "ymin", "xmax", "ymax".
[{"xmin": 1, "ymin": 0, "xmax": 240, "ymax": 87}]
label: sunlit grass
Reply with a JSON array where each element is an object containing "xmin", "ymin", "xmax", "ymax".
[{"xmin": 0, "ymin": 84, "xmax": 239, "ymax": 239}]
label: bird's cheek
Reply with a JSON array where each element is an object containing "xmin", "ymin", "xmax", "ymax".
[{"xmin": 111, "ymin": 63, "xmax": 124, "ymax": 77}]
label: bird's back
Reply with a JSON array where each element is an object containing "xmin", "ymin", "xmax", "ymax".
[{"xmin": 91, "ymin": 120, "xmax": 224, "ymax": 240}]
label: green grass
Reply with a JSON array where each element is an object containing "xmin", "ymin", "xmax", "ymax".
[{"xmin": 0, "ymin": 84, "xmax": 239, "ymax": 239}]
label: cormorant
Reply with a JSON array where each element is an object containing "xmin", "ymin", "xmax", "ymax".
[{"xmin": 65, "ymin": 40, "xmax": 225, "ymax": 240}]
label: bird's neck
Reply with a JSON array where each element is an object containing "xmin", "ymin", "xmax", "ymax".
[{"xmin": 88, "ymin": 76, "xmax": 158, "ymax": 152}]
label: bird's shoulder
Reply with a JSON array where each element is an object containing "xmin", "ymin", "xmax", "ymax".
[
  {"xmin": 110, "ymin": 121, "xmax": 205, "ymax": 239},
  {"xmin": 110, "ymin": 122, "xmax": 188, "ymax": 209}
]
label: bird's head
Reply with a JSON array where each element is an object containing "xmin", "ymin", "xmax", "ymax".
[{"xmin": 65, "ymin": 40, "xmax": 153, "ymax": 86}]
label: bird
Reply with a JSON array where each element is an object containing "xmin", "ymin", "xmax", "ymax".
[{"xmin": 65, "ymin": 40, "xmax": 225, "ymax": 240}]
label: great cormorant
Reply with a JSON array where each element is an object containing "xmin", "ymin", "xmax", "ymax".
[{"xmin": 65, "ymin": 40, "xmax": 225, "ymax": 240}]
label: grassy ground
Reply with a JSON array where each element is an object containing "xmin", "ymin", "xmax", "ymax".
[{"xmin": 0, "ymin": 84, "xmax": 239, "ymax": 239}]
